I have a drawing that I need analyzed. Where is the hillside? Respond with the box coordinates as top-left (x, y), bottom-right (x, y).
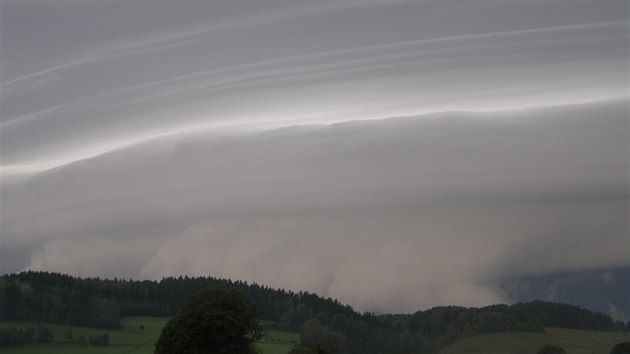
top-left (502, 267), bottom-right (630, 322)
top-left (0, 317), bottom-right (297, 354)
top-left (0, 317), bottom-right (168, 354)
top-left (1, 271), bottom-right (628, 353)
top-left (440, 327), bottom-right (630, 354)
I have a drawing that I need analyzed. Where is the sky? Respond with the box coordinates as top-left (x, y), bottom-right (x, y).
top-left (0, 1), bottom-right (628, 314)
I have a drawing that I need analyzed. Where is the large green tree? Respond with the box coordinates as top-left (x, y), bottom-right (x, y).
top-left (155, 287), bottom-right (263, 354)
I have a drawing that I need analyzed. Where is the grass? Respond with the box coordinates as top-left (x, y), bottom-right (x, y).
top-left (256, 320), bottom-right (299, 353)
top-left (263, 329), bottom-right (300, 344)
top-left (258, 342), bottom-right (296, 354)
top-left (0, 316), bottom-right (169, 354)
top-left (439, 327), bottom-right (630, 354)
top-left (259, 328), bottom-right (300, 354)
top-left (2, 319), bottom-right (627, 354)
top-left (0, 317), bottom-right (297, 354)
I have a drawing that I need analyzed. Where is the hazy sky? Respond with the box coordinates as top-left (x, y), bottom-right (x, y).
top-left (1, 1), bottom-right (628, 313)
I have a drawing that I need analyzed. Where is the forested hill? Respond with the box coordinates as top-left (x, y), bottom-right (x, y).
top-left (1, 271), bottom-right (627, 353)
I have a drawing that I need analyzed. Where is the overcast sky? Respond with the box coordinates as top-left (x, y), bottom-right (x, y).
top-left (1, 1), bottom-right (628, 313)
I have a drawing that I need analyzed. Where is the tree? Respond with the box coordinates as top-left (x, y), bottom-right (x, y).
top-left (537, 344), bottom-right (566, 354)
top-left (155, 287), bottom-right (264, 354)
top-left (611, 342), bottom-right (630, 354)
top-left (300, 318), bottom-right (347, 353)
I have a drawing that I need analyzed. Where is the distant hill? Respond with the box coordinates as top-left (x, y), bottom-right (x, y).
top-left (1, 271), bottom-right (627, 353)
top-left (502, 266), bottom-right (630, 322)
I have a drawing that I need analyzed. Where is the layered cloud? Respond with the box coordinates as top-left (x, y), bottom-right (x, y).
top-left (2, 100), bottom-right (628, 312)
top-left (1, 1), bottom-right (628, 313)
top-left (2, 2), bottom-right (628, 174)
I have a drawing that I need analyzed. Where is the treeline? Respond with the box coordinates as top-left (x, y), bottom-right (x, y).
top-left (0, 326), bottom-right (52, 346)
top-left (0, 271), bottom-right (627, 353)
top-left (0, 271), bottom-right (426, 353)
top-left (0, 271), bottom-right (360, 329)
top-left (390, 301), bottom-right (627, 348)
top-left (0, 272), bottom-right (121, 328)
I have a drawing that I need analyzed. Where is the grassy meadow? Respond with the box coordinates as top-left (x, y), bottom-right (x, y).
top-left (3, 318), bottom-right (627, 354)
top-left (0, 317), bottom-right (167, 354)
top-left (258, 328), bottom-right (300, 354)
top-left (0, 317), bottom-right (298, 354)
top-left (439, 327), bottom-right (630, 354)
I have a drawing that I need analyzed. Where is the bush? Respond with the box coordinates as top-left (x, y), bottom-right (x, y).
top-left (34, 326), bottom-right (53, 343)
top-left (611, 342), bottom-right (630, 354)
top-left (89, 333), bottom-right (110, 346)
top-left (537, 344), bottom-right (566, 354)
top-left (0, 327), bottom-right (34, 346)
top-left (64, 326), bottom-right (74, 342)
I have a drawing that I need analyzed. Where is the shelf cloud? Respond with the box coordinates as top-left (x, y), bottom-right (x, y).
top-left (1, 1), bottom-right (628, 313)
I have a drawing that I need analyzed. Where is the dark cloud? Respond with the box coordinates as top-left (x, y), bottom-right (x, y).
top-left (502, 267), bottom-right (630, 321)
top-left (2, 100), bottom-right (628, 312)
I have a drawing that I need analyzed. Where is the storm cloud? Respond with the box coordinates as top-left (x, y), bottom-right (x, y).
top-left (1, 1), bottom-right (628, 313)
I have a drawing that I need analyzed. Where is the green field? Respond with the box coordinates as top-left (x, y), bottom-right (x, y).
top-left (258, 328), bottom-right (300, 354)
top-left (2, 319), bottom-right (629, 354)
top-left (0, 317), bottom-right (168, 354)
top-left (0, 317), bottom-right (297, 354)
top-left (439, 327), bottom-right (630, 354)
